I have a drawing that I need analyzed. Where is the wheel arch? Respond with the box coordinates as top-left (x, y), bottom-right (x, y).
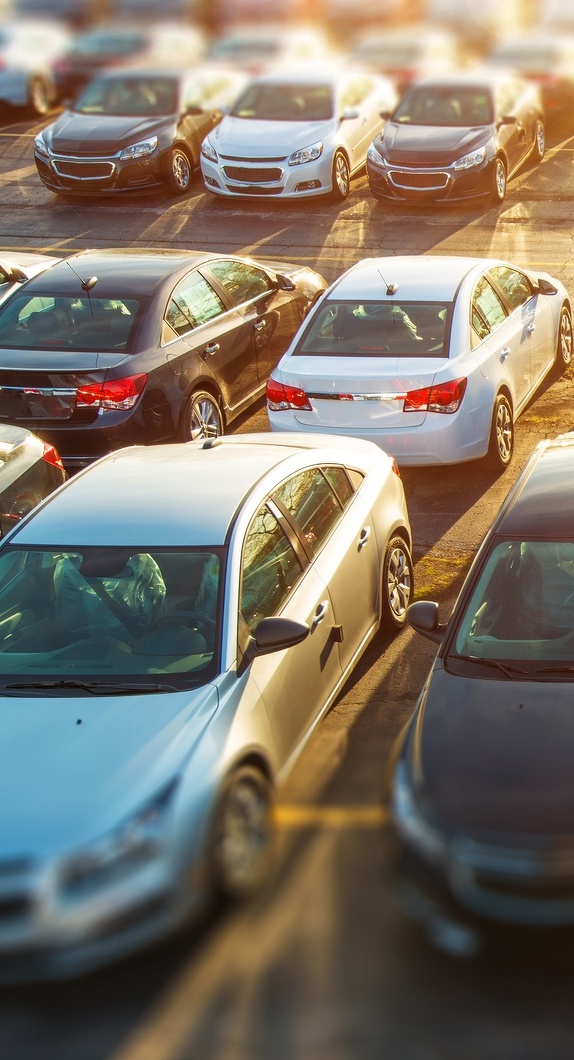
top-left (178, 379), bottom-right (226, 435)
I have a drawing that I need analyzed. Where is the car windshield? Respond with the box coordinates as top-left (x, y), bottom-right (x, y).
top-left (75, 76), bottom-right (178, 116)
top-left (71, 30), bottom-right (148, 58)
top-left (0, 546), bottom-right (223, 690)
top-left (295, 300), bottom-right (451, 357)
top-left (230, 82), bottom-right (333, 121)
top-left (451, 539), bottom-right (574, 675)
top-left (393, 86), bottom-right (493, 126)
top-left (0, 294), bottom-right (141, 351)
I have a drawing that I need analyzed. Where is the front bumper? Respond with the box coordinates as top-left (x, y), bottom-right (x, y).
top-left (34, 148), bottom-right (167, 196)
top-left (200, 152), bottom-right (334, 200)
top-left (367, 154), bottom-right (495, 203)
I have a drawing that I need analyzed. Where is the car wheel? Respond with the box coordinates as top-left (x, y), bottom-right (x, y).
top-left (491, 158), bottom-right (507, 203)
top-left (166, 146), bottom-right (193, 195)
top-left (555, 304), bottom-right (573, 372)
top-left (181, 390), bottom-right (224, 441)
top-left (209, 765), bottom-right (274, 901)
top-left (28, 77), bottom-right (51, 116)
top-left (381, 535), bottom-right (414, 631)
top-left (532, 118), bottom-right (545, 161)
top-left (487, 394), bottom-right (514, 469)
top-left (331, 150), bottom-right (350, 200)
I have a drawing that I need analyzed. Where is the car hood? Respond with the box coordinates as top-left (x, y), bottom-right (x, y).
top-left (0, 685), bottom-right (218, 854)
top-left (409, 666), bottom-right (574, 836)
top-left (211, 116), bottom-right (334, 157)
top-left (44, 111), bottom-right (171, 155)
top-left (380, 122), bottom-right (489, 165)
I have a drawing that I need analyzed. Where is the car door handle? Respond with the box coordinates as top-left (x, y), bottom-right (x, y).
top-left (526, 323), bottom-right (535, 335)
top-left (500, 346), bottom-right (511, 361)
top-left (311, 600), bottom-right (330, 629)
top-left (358, 526), bottom-right (371, 550)
top-left (253, 319), bottom-right (266, 332)
top-left (203, 343), bottom-right (220, 356)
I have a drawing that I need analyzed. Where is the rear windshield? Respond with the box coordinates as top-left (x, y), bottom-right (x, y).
top-left (295, 300), bottom-right (451, 357)
top-left (0, 294), bottom-right (141, 352)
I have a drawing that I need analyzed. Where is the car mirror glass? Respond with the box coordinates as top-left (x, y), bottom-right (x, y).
top-left (407, 600), bottom-right (446, 644)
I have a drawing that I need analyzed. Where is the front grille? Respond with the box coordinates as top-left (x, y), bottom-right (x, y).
top-left (219, 153), bottom-right (286, 163)
top-left (389, 170), bottom-right (449, 191)
top-left (222, 165), bottom-right (282, 183)
top-left (225, 185), bottom-right (284, 195)
top-left (53, 160), bottom-right (115, 180)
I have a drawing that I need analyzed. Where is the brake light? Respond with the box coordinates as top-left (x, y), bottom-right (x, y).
top-left (41, 442), bottom-right (64, 471)
top-left (404, 377), bottom-right (467, 414)
top-left (266, 377), bottom-right (312, 411)
top-left (390, 457), bottom-right (401, 477)
top-left (76, 374), bottom-right (147, 410)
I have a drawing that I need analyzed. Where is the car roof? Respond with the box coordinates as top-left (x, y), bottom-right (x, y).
top-left (11, 434), bottom-right (382, 548)
top-left (495, 434), bottom-right (574, 539)
top-left (9, 248), bottom-right (222, 298)
top-left (324, 255), bottom-right (504, 302)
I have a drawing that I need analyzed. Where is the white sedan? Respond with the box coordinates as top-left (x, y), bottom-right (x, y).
top-left (200, 67), bottom-right (396, 201)
top-left (267, 255), bottom-right (573, 468)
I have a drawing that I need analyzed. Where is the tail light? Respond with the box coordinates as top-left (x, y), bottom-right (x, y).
top-left (266, 377), bottom-right (312, 411)
top-left (76, 374), bottom-right (147, 411)
top-left (390, 457), bottom-right (401, 477)
top-left (404, 377), bottom-right (467, 414)
top-left (42, 442), bottom-right (65, 471)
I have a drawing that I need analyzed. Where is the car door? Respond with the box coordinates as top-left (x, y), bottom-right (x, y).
top-left (163, 268), bottom-right (259, 413)
top-left (239, 493), bottom-right (342, 768)
top-left (488, 265), bottom-right (556, 389)
top-left (273, 464), bottom-right (381, 674)
top-left (204, 258), bottom-right (301, 386)
top-left (471, 272), bottom-right (531, 409)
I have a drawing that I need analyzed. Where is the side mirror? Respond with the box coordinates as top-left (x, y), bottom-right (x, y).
top-left (239, 616), bottom-right (309, 673)
top-left (340, 108), bottom-right (359, 121)
top-left (535, 277), bottom-right (558, 295)
top-left (275, 273), bottom-right (296, 291)
top-left (406, 600), bottom-right (446, 644)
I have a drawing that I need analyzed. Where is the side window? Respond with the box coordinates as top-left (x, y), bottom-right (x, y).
top-left (240, 506), bottom-right (303, 632)
top-left (208, 260), bottom-right (273, 304)
top-left (165, 272), bottom-right (225, 337)
top-left (488, 266), bottom-right (533, 311)
top-left (470, 275), bottom-right (507, 346)
top-left (273, 468), bottom-right (344, 555)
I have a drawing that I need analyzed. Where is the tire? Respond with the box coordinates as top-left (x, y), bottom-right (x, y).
top-left (209, 765), bottom-right (274, 901)
top-left (486, 394), bottom-right (514, 470)
top-left (555, 304), bottom-right (573, 372)
top-left (491, 157), bottom-right (507, 203)
top-left (381, 535), bottom-right (414, 632)
top-left (166, 146), bottom-right (193, 195)
top-left (331, 150), bottom-right (350, 200)
top-left (28, 78), bottom-right (51, 116)
top-left (532, 118), bottom-right (545, 162)
top-left (180, 390), bottom-right (224, 442)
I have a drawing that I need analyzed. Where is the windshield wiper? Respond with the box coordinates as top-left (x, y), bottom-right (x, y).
top-left (530, 665), bottom-right (574, 678)
top-left (454, 655), bottom-right (529, 679)
top-left (4, 679), bottom-right (179, 695)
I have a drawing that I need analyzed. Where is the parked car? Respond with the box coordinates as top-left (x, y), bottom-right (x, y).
top-left (51, 22), bottom-right (206, 103)
top-left (34, 66), bottom-right (246, 198)
top-left (486, 32), bottom-right (574, 124)
top-left (0, 248), bottom-right (328, 471)
top-left (206, 22), bottom-right (335, 75)
top-left (384, 432), bottom-right (574, 956)
top-left (200, 67), bottom-right (397, 201)
top-left (0, 423), bottom-right (66, 536)
top-left (0, 432), bottom-right (413, 980)
top-left (348, 25), bottom-right (463, 98)
top-left (366, 72), bottom-right (545, 205)
top-left (0, 251), bottom-right (63, 306)
top-left (266, 255), bottom-right (572, 468)
top-left (0, 19), bottom-right (71, 115)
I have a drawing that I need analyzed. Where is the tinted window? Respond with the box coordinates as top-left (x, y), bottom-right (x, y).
top-left (273, 468), bottom-right (345, 555)
top-left (241, 506), bottom-right (303, 631)
top-left (0, 294), bottom-right (139, 351)
top-left (471, 276), bottom-right (507, 344)
top-left (208, 260), bottom-right (273, 304)
top-left (166, 273), bottom-right (225, 336)
top-left (489, 266), bottom-right (533, 310)
top-left (296, 300), bottom-right (449, 357)
top-left (230, 82), bottom-right (333, 122)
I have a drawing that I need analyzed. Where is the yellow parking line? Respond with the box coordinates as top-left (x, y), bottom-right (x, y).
top-left (274, 804), bottom-right (387, 828)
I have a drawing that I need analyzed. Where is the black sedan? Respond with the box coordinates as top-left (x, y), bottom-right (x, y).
top-left (367, 73), bottom-right (545, 205)
top-left (34, 66), bottom-right (246, 198)
top-left (0, 248), bottom-right (328, 471)
top-left (384, 433), bottom-right (574, 956)
top-left (0, 424), bottom-right (66, 537)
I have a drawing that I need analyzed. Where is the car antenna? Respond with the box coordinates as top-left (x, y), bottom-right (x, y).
top-left (65, 260), bottom-right (98, 314)
top-left (377, 267), bottom-right (398, 296)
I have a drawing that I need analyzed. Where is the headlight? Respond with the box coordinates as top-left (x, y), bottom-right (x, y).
top-left (59, 779), bottom-right (178, 895)
top-left (119, 136), bottom-right (158, 162)
top-left (392, 762), bottom-right (448, 864)
top-left (288, 141), bottom-right (323, 166)
top-left (34, 134), bottom-right (50, 158)
top-left (201, 137), bottom-right (218, 163)
top-left (453, 146), bottom-right (487, 171)
top-left (367, 141), bottom-right (386, 167)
